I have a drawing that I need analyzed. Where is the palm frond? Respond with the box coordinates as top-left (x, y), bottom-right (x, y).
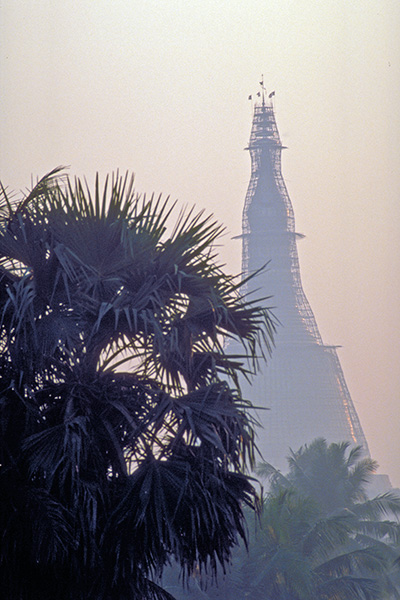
top-left (316, 574), bottom-right (380, 600)
top-left (315, 546), bottom-right (387, 577)
top-left (0, 168), bottom-right (275, 599)
top-left (354, 492), bottom-right (400, 521)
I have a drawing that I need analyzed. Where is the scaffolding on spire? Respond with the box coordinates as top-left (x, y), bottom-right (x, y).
top-left (237, 92), bottom-right (370, 468)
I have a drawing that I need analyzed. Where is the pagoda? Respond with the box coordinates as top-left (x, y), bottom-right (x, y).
top-left (239, 82), bottom-right (369, 469)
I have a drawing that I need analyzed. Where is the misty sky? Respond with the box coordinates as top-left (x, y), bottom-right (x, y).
top-left (1, 1), bottom-right (399, 484)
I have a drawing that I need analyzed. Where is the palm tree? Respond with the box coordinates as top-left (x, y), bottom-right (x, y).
top-left (0, 169), bottom-right (275, 600)
top-left (256, 439), bottom-right (400, 598)
top-left (267, 438), bottom-right (381, 514)
top-left (179, 488), bottom-right (387, 600)
top-left (238, 489), bottom-right (389, 600)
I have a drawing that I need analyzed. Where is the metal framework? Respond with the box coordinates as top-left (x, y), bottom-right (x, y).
top-left (239, 94), bottom-right (370, 468)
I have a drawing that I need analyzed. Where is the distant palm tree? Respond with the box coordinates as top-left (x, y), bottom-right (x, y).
top-left (237, 489), bottom-right (389, 600)
top-left (264, 438), bottom-right (380, 514)
top-left (0, 169), bottom-right (275, 600)
top-left (255, 438), bottom-right (400, 599)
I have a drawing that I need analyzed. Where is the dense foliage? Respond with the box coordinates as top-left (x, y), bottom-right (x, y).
top-left (0, 169), bottom-right (275, 599)
top-left (172, 440), bottom-right (400, 599)
top-left (253, 439), bottom-right (400, 599)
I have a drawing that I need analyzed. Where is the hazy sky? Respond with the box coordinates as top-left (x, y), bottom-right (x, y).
top-left (1, 1), bottom-right (399, 484)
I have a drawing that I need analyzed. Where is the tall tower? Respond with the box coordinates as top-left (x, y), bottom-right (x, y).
top-left (241, 87), bottom-right (370, 469)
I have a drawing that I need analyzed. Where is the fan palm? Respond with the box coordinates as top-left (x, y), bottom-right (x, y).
top-left (0, 169), bottom-right (275, 600)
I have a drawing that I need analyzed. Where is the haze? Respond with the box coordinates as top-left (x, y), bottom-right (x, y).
top-left (1, 1), bottom-right (399, 485)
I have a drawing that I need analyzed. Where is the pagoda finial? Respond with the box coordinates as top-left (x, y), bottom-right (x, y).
top-left (259, 74), bottom-right (266, 106)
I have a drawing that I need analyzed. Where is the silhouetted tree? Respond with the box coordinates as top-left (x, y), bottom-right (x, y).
top-left (0, 169), bottom-right (275, 600)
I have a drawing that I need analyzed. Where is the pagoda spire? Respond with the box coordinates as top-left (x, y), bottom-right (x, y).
top-left (237, 91), bottom-right (370, 469)
top-left (259, 74), bottom-right (266, 106)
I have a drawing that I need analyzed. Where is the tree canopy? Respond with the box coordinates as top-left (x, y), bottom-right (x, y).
top-left (0, 169), bottom-right (275, 600)
top-left (173, 440), bottom-right (400, 600)
top-left (260, 438), bottom-right (381, 514)
top-left (249, 439), bottom-right (400, 599)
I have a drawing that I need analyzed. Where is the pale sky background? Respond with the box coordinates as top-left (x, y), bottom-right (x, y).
top-left (1, 1), bottom-right (399, 485)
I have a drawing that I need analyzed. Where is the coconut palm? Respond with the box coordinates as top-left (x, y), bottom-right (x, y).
top-left (0, 169), bottom-right (275, 600)
top-left (238, 489), bottom-right (389, 600)
top-left (269, 438), bottom-right (381, 513)
top-left (259, 439), bottom-right (400, 542)
top-left (256, 439), bottom-right (400, 599)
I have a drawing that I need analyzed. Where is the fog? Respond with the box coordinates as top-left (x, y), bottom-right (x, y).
top-left (1, 1), bottom-right (399, 484)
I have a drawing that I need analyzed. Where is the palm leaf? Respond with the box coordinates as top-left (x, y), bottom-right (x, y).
top-left (0, 169), bottom-right (275, 599)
